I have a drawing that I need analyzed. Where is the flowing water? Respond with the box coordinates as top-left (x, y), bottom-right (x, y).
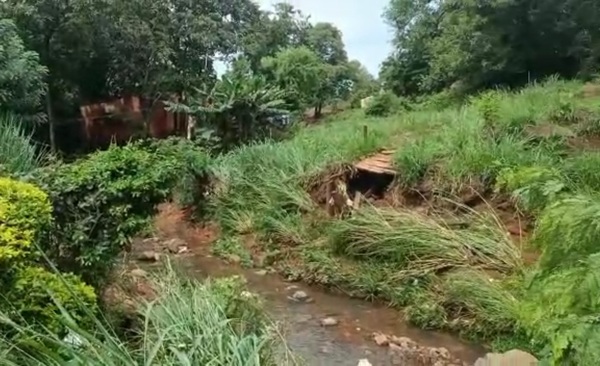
top-left (177, 253), bottom-right (484, 366)
top-left (148, 204), bottom-right (486, 365)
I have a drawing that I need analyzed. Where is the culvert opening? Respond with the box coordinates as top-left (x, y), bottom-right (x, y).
top-left (347, 168), bottom-right (395, 200)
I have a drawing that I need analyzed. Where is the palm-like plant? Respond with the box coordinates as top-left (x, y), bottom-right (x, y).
top-left (168, 73), bottom-right (290, 152)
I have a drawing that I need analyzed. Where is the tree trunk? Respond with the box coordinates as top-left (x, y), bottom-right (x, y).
top-left (45, 89), bottom-right (56, 152)
top-left (315, 102), bottom-right (323, 119)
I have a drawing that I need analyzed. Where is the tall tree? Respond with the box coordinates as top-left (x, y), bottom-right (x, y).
top-left (382, 0), bottom-right (600, 96)
top-left (0, 19), bottom-right (47, 121)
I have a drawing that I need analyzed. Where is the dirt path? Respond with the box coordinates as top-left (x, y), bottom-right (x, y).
top-left (132, 203), bottom-right (486, 365)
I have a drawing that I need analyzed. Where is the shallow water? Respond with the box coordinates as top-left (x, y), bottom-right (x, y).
top-left (177, 252), bottom-right (485, 366)
top-left (150, 204), bottom-right (485, 365)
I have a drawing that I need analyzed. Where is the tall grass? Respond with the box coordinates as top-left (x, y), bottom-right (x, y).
top-left (328, 206), bottom-right (522, 276)
top-left (0, 113), bottom-right (48, 175)
top-left (0, 265), bottom-right (292, 365)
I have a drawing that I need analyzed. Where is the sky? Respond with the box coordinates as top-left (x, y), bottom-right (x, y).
top-left (217, 0), bottom-right (393, 77)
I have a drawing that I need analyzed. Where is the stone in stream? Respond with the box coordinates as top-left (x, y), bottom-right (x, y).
top-left (474, 350), bottom-right (538, 366)
top-left (288, 290), bottom-right (310, 302)
top-left (357, 359), bottom-right (372, 366)
top-left (372, 332), bottom-right (389, 346)
top-left (320, 317), bottom-right (339, 327)
top-left (254, 269), bottom-right (268, 276)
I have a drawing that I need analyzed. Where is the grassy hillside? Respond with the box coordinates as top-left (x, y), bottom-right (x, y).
top-left (210, 78), bottom-right (600, 365)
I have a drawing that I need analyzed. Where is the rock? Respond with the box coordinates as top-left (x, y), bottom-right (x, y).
top-left (138, 251), bottom-right (160, 262)
top-left (320, 317), bottom-right (339, 327)
top-left (130, 269), bottom-right (148, 278)
top-left (229, 254), bottom-right (242, 264)
top-left (285, 285), bottom-right (299, 291)
top-left (474, 349), bottom-right (538, 366)
top-left (289, 290), bottom-right (309, 302)
top-left (390, 336), bottom-right (416, 349)
top-left (165, 238), bottom-right (186, 254)
top-left (254, 269), bottom-right (268, 276)
top-left (177, 246), bottom-right (189, 254)
top-left (357, 359), bottom-right (372, 366)
top-left (372, 332), bottom-right (389, 346)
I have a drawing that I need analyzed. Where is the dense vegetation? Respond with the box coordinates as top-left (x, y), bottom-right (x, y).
top-left (2, 0), bottom-right (600, 365)
top-left (208, 79), bottom-right (600, 365)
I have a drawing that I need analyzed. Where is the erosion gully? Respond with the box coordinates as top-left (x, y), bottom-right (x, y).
top-left (148, 204), bottom-right (486, 365)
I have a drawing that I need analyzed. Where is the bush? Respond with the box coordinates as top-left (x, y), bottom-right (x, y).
top-left (364, 91), bottom-right (406, 117)
top-left (0, 177), bottom-right (96, 337)
top-left (32, 141), bottom-right (210, 283)
top-left (0, 177), bottom-right (52, 263)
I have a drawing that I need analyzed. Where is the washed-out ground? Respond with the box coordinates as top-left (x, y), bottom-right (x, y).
top-left (130, 203), bottom-right (490, 365)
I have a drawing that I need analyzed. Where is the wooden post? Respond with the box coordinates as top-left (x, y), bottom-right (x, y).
top-left (363, 125), bottom-right (368, 141)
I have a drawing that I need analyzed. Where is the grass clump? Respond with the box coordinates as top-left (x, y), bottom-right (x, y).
top-left (329, 207), bottom-right (522, 276)
top-left (0, 265), bottom-right (291, 365)
top-left (0, 113), bottom-right (48, 176)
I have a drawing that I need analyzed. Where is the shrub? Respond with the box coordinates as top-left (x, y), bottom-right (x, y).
top-left (0, 177), bottom-right (52, 263)
top-left (0, 177), bottom-right (96, 337)
top-left (32, 141), bottom-right (210, 283)
top-left (364, 91), bottom-right (406, 117)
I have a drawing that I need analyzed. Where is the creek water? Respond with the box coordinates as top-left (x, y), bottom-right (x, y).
top-left (151, 205), bottom-right (486, 365)
top-left (176, 252), bottom-right (484, 366)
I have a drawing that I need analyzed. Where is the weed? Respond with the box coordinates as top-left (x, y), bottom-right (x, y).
top-left (0, 264), bottom-right (293, 365)
top-left (212, 237), bottom-right (253, 267)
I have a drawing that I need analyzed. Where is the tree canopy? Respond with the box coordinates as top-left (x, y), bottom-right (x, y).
top-left (381, 0), bottom-right (600, 97)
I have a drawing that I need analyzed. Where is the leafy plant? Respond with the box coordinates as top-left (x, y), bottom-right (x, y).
top-left (168, 73), bottom-right (290, 152)
top-left (0, 177), bottom-right (95, 337)
top-left (31, 142), bottom-right (209, 283)
top-left (364, 91), bottom-right (404, 117)
top-left (496, 166), bottom-right (566, 213)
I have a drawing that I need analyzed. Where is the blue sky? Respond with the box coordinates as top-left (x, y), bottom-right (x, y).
top-left (257, 0), bottom-right (393, 76)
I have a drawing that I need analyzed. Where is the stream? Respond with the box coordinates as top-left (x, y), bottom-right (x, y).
top-left (145, 204), bottom-right (486, 365)
top-left (174, 252), bottom-right (484, 366)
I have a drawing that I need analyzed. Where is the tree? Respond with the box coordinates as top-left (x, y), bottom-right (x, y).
top-left (242, 2), bottom-right (311, 71)
top-left (0, 19), bottom-right (47, 121)
top-left (382, 0), bottom-right (600, 96)
top-left (262, 46), bottom-right (327, 112)
top-left (306, 22), bottom-right (347, 66)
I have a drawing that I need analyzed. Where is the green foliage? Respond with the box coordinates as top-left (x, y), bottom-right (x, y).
top-left (0, 177), bottom-right (95, 337)
top-left (0, 113), bottom-right (48, 176)
top-left (496, 166), bottom-right (566, 213)
top-left (0, 177), bottom-right (52, 262)
top-left (212, 237), bottom-right (253, 267)
top-left (382, 0), bottom-right (600, 96)
top-left (131, 138), bottom-right (211, 208)
top-left (32, 142), bottom-right (208, 283)
top-left (169, 72), bottom-right (289, 152)
top-left (364, 91), bottom-right (405, 117)
top-left (0, 19), bottom-right (47, 121)
top-left (4, 266), bottom-right (96, 336)
top-left (0, 266), bottom-right (288, 365)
